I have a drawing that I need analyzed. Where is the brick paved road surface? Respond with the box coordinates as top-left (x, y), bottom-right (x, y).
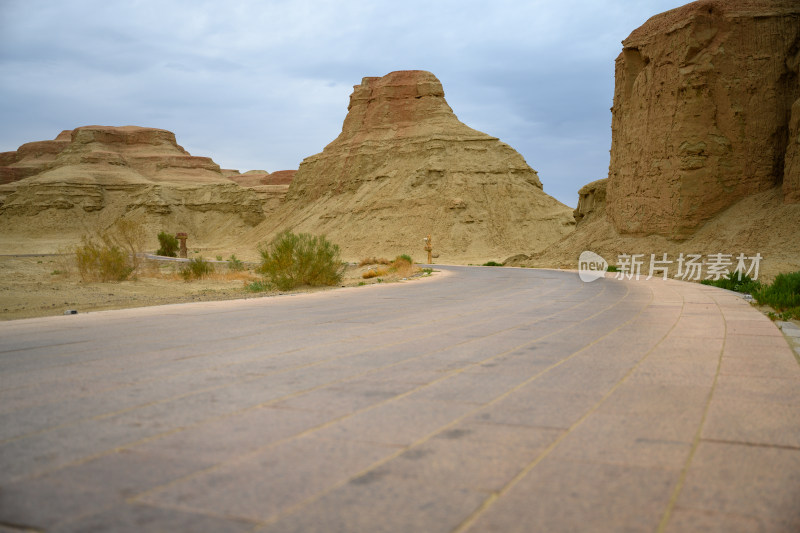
top-left (1, 266), bottom-right (798, 532)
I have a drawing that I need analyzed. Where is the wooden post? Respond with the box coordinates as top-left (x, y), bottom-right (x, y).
top-left (424, 234), bottom-right (433, 264)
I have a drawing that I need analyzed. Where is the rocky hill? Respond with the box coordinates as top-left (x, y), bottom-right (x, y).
top-left (0, 126), bottom-right (276, 253)
top-left (511, 0), bottom-right (800, 279)
top-left (246, 70), bottom-right (574, 263)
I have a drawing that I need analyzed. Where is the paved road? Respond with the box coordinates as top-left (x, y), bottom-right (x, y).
top-left (0, 266), bottom-right (798, 532)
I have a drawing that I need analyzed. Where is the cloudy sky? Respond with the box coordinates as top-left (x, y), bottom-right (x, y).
top-left (0, 0), bottom-right (681, 207)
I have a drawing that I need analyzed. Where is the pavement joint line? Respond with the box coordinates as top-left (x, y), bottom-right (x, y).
top-left (449, 280), bottom-right (682, 533)
top-left (125, 278), bottom-right (626, 512)
top-left (0, 274), bottom-right (586, 442)
top-left (8, 274), bottom-right (608, 482)
top-left (249, 282), bottom-right (647, 530)
top-left (655, 287), bottom-right (726, 533)
top-left (699, 438), bottom-right (800, 451)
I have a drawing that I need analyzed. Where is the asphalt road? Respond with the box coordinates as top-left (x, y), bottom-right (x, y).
top-left (1, 266), bottom-right (798, 532)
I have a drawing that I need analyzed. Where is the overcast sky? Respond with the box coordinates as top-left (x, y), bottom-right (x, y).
top-left (0, 0), bottom-right (681, 207)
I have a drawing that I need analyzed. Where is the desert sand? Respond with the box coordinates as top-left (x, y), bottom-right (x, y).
top-left (0, 255), bottom-right (432, 321)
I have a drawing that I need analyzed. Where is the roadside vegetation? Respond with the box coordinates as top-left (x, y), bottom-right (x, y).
top-left (156, 231), bottom-right (179, 257)
top-left (74, 219), bottom-right (146, 282)
top-left (257, 230), bottom-right (344, 291)
top-left (360, 255), bottom-right (418, 281)
top-left (703, 270), bottom-right (800, 320)
top-left (180, 257), bottom-right (214, 281)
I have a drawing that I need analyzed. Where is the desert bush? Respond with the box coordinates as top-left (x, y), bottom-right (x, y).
top-left (111, 219), bottom-right (146, 272)
top-left (258, 230), bottom-right (344, 290)
top-left (180, 256), bottom-right (214, 281)
top-left (483, 261), bottom-right (503, 267)
top-left (245, 280), bottom-right (270, 292)
top-left (157, 231), bottom-right (179, 257)
top-left (227, 254), bottom-right (245, 271)
top-left (390, 255), bottom-right (415, 277)
top-left (75, 238), bottom-right (134, 282)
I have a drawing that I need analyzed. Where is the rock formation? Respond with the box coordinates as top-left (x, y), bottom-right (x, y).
top-left (573, 179), bottom-right (607, 226)
top-left (251, 70), bottom-right (574, 262)
top-left (607, 0), bottom-right (800, 239)
top-left (0, 126), bottom-right (273, 253)
top-left (508, 0), bottom-right (800, 278)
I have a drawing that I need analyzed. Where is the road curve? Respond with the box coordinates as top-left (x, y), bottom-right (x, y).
top-left (0, 266), bottom-right (798, 532)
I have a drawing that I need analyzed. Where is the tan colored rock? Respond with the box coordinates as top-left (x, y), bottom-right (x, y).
top-left (574, 179), bottom-right (607, 225)
top-left (0, 126), bottom-right (273, 253)
top-left (251, 70), bottom-right (573, 262)
top-left (607, 0), bottom-right (800, 239)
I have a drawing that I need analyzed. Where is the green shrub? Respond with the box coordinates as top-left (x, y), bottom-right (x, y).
top-left (245, 280), bottom-right (270, 292)
top-left (701, 271), bottom-right (763, 294)
top-left (181, 256), bottom-right (214, 281)
top-left (257, 230), bottom-right (344, 290)
top-left (753, 271), bottom-right (800, 316)
top-left (396, 254), bottom-right (413, 264)
top-left (483, 261), bottom-right (503, 267)
top-left (227, 254), bottom-right (245, 271)
top-left (157, 231), bottom-right (179, 257)
top-left (75, 239), bottom-right (134, 282)
top-left (606, 265), bottom-right (620, 272)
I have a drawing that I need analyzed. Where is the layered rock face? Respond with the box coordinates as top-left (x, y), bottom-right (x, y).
top-left (262, 70), bottom-right (573, 261)
top-left (0, 126), bottom-right (272, 252)
top-left (607, 0), bottom-right (800, 239)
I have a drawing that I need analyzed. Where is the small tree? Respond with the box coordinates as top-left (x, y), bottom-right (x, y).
top-left (157, 231), bottom-right (179, 257)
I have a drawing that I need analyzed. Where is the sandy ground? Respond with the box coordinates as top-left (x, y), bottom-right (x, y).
top-left (0, 255), bottom-right (430, 321)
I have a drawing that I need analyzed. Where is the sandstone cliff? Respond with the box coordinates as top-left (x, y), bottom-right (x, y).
top-left (0, 126), bottom-right (275, 253)
top-left (607, 0), bottom-right (800, 239)
top-left (249, 70), bottom-right (574, 262)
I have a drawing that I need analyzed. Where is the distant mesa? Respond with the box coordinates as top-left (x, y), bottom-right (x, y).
top-left (607, 0), bottom-right (800, 239)
top-left (0, 126), bottom-right (275, 253)
top-left (251, 70), bottom-right (574, 261)
top-left (0, 125), bottom-right (227, 186)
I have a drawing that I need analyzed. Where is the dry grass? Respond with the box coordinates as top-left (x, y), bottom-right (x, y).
top-left (390, 257), bottom-right (415, 278)
top-left (362, 268), bottom-right (389, 279)
top-left (358, 257), bottom-right (391, 267)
